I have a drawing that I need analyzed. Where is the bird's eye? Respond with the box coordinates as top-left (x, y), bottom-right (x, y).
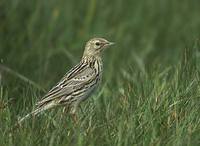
top-left (95, 42), bottom-right (100, 46)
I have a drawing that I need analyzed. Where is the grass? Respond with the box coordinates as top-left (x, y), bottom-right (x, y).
top-left (0, 0), bottom-right (200, 145)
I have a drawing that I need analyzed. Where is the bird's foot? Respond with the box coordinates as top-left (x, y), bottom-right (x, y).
top-left (71, 113), bottom-right (78, 124)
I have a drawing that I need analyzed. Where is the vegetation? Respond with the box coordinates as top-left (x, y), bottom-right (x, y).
top-left (0, 0), bottom-right (200, 145)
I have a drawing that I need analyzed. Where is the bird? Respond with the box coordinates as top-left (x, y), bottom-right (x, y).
top-left (16, 37), bottom-right (114, 125)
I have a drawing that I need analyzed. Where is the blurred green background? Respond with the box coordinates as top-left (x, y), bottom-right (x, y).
top-left (0, 0), bottom-right (200, 145)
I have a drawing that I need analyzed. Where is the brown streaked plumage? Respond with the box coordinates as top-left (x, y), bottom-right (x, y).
top-left (17, 37), bottom-right (114, 125)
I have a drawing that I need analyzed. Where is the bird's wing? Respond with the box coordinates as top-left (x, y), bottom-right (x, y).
top-left (36, 62), bottom-right (96, 107)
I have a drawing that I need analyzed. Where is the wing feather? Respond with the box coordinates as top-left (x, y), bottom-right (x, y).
top-left (36, 61), bottom-right (96, 107)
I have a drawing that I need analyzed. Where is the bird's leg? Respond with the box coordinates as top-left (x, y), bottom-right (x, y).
top-left (70, 113), bottom-right (78, 124)
top-left (61, 106), bottom-right (70, 121)
top-left (70, 104), bottom-right (79, 124)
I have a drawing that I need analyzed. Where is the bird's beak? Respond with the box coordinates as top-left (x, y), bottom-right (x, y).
top-left (105, 41), bottom-right (115, 46)
top-left (108, 42), bottom-right (115, 46)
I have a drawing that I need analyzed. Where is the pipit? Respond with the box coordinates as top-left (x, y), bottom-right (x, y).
top-left (17, 37), bottom-right (114, 125)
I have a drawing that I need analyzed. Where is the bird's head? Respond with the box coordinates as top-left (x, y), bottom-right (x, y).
top-left (83, 38), bottom-right (114, 57)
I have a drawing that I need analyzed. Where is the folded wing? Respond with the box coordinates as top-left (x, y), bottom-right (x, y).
top-left (36, 62), bottom-right (96, 107)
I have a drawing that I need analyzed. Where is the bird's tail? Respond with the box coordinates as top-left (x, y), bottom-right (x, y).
top-left (15, 102), bottom-right (55, 127)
